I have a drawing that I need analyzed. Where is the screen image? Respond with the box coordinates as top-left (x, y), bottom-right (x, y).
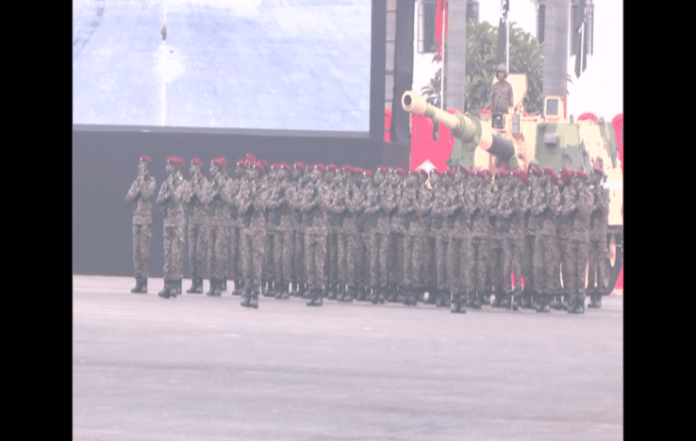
top-left (73, 0), bottom-right (372, 132)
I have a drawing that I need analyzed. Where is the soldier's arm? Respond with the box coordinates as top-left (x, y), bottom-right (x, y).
top-left (156, 181), bottom-right (171, 205)
top-left (126, 179), bottom-right (140, 202)
top-left (141, 177), bottom-right (156, 201)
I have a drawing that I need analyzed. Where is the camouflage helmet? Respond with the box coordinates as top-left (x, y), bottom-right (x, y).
top-left (496, 64), bottom-right (507, 78)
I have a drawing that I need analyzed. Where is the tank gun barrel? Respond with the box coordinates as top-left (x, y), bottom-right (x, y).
top-left (401, 91), bottom-right (516, 166)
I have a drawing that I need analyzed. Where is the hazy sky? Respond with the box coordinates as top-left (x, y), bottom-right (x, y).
top-left (478, 0), bottom-right (623, 120)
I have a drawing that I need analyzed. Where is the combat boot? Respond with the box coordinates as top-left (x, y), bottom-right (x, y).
top-left (140, 277), bottom-right (148, 293)
top-left (469, 292), bottom-right (481, 309)
top-left (549, 295), bottom-right (562, 310)
top-left (249, 289), bottom-right (259, 309)
top-left (568, 296), bottom-right (585, 314)
top-left (206, 278), bottom-right (217, 296)
top-left (386, 284), bottom-right (398, 302)
top-left (240, 288), bottom-right (252, 307)
top-left (450, 294), bottom-right (460, 313)
top-left (441, 290), bottom-right (452, 307)
top-left (131, 275), bottom-right (143, 293)
top-left (510, 294), bottom-right (520, 311)
top-left (587, 292), bottom-right (601, 308)
top-left (289, 281), bottom-right (301, 296)
top-left (407, 289), bottom-right (418, 306)
top-left (186, 278), bottom-right (198, 293)
top-left (326, 283), bottom-right (336, 299)
top-left (369, 287), bottom-right (379, 304)
top-left (232, 279), bottom-right (244, 295)
top-left (170, 279), bottom-right (181, 297)
top-left (535, 293), bottom-right (550, 313)
top-left (520, 292), bottom-right (533, 309)
top-left (158, 280), bottom-right (172, 299)
top-left (491, 293), bottom-right (504, 308)
top-left (342, 285), bottom-right (354, 302)
top-left (221, 277), bottom-right (227, 292)
top-left (377, 286), bottom-right (387, 304)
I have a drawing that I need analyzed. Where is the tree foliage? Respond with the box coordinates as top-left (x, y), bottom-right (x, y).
top-left (420, 68), bottom-right (442, 108)
top-left (465, 20), bottom-right (544, 116)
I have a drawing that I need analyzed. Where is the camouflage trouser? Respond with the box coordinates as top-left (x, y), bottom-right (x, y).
top-left (558, 237), bottom-right (570, 295)
top-left (132, 223), bottom-right (152, 277)
top-left (346, 229), bottom-right (361, 287)
top-left (188, 223), bottom-right (207, 279)
top-left (281, 227), bottom-right (295, 284)
top-left (335, 231), bottom-right (348, 285)
top-left (567, 240), bottom-right (589, 299)
top-left (509, 235), bottom-right (524, 294)
top-left (588, 237), bottom-right (608, 293)
top-left (229, 225), bottom-right (241, 281)
top-left (413, 231), bottom-right (430, 288)
top-left (263, 228), bottom-right (275, 283)
top-left (163, 224), bottom-right (185, 280)
top-left (242, 229), bottom-right (265, 291)
top-left (269, 228), bottom-right (284, 284)
top-left (446, 236), bottom-right (468, 295)
top-left (490, 235), bottom-right (507, 294)
top-left (207, 224), bottom-right (229, 280)
top-left (523, 234), bottom-right (535, 292)
top-left (433, 229), bottom-right (448, 291)
top-left (294, 228), bottom-right (305, 283)
top-left (403, 232), bottom-right (417, 288)
top-left (359, 230), bottom-right (371, 288)
top-left (472, 237), bottom-right (490, 293)
top-left (533, 233), bottom-right (559, 294)
top-left (369, 231), bottom-right (389, 288)
top-left (305, 230), bottom-right (327, 287)
top-left (388, 231), bottom-right (404, 287)
top-left (328, 227), bottom-right (339, 285)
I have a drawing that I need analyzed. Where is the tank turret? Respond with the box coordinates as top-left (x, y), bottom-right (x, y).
top-left (401, 91), bottom-right (520, 170)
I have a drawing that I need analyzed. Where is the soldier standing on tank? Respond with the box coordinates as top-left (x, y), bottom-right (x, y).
top-left (156, 156), bottom-right (188, 298)
top-left (472, 170), bottom-right (494, 306)
top-left (566, 170), bottom-right (593, 314)
top-left (238, 161), bottom-right (266, 308)
top-left (555, 167), bottom-right (576, 310)
top-left (126, 155), bottom-right (157, 294)
top-left (205, 157), bottom-right (233, 297)
top-left (184, 158), bottom-right (211, 294)
top-left (588, 160), bottom-right (609, 308)
top-left (491, 64), bottom-right (514, 129)
top-left (288, 162), bottom-right (307, 297)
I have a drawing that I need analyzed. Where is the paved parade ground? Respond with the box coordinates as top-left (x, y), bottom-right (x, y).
top-left (73, 275), bottom-right (623, 440)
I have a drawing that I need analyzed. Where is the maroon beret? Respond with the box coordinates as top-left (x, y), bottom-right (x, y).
top-left (543, 167), bottom-right (558, 183)
top-left (253, 161), bottom-right (264, 172)
top-left (212, 157), bottom-right (227, 167)
top-left (246, 153), bottom-right (257, 163)
top-left (271, 163), bottom-right (281, 170)
top-left (140, 155), bottom-right (150, 163)
top-left (376, 166), bottom-right (388, 174)
top-left (409, 170), bottom-right (420, 178)
top-left (294, 161), bottom-right (305, 170)
top-left (237, 159), bottom-right (248, 169)
top-left (395, 167), bottom-right (407, 177)
top-left (168, 156), bottom-right (184, 167)
top-left (364, 169), bottom-right (374, 178)
top-left (259, 159), bottom-right (270, 169)
top-left (560, 167), bottom-right (572, 183)
top-left (446, 169), bottom-right (457, 178)
top-left (574, 170), bottom-right (588, 181)
top-left (280, 163), bottom-right (291, 173)
top-left (190, 157), bottom-right (202, 166)
top-left (327, 164), bottom-right (337, 172)
top-left (530, 164), bottom-right (542, 176)
top-left (315, 164), bottom-right (326, 174)
top-left (520, 170), bottom-right (529, 183)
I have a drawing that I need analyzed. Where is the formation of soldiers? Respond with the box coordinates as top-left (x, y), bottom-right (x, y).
top-left (127, 153), bottom-right (611, 315)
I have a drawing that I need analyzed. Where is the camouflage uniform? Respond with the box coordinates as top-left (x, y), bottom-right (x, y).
top-left (263, 168), bottom-right (284, 296)
top-left (355, 172), bottom-right (373, 300)
top-left (342, 168), bottom-right (364, 301)
top-left (557, 173), bottom-right (578, 308)
top-left (326, 169), bottom-right (349, 300)
top-left (522, 168), bottom-right (541, 302)
top-left (289, 165), bottom-right (307, 295)
top-left (126, 158), bottom-right (156, 292)
top-left (531, 169), bottom-right (562, 311)
top-left (206, 162), bottom-right (234, 296)
top-left (386, 170), bottom-right (405, 301)
top-left (273, 165), bottom-right (295, 298)
top-left (412, 174), bottom-right (433, 299)
top-left (588, 171), bottom-right (609, 306)
top-left (511, 173), bottom-right (531, 306)
top-left (366, 172), bottom-right (389, 302)
top-left (448, 170), bottom-right (475, 309)
top-left (238, 164), bottom-right (266, 307)
top-left (303, 166), bottom-right (331, 305)
top-left (567, 174), bottom-right (593, 313)
top-left (184, 162), bottom-right (211, 293)
top-left (491, 174), bottom-right (515, 306)
top-left (398, 172), bottom-right (419, 304)
top-left (472, 173), bottom-right (494, 302)
top-left (156, 159), bottom-right (189, 297)
top-left (228, 165), bottom-right (243, 293)
top-left (430, 172), bottom-right (450, 306)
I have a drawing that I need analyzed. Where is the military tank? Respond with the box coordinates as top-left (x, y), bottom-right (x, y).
top-left (401, 76), bottom-right (623, 295)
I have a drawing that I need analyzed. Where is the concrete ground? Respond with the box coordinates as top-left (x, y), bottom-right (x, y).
top-left (73, 275), bottom-right (623, 441)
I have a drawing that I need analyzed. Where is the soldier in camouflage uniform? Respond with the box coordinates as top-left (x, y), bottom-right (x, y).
top-left (270, 163), bottom-right (294, 300)
top-left (588, 161), bottom-right (609, 308)
top-left (368, 166), bottom-right (395, 304)
top-left (354, 169), bottom-right (373, 301)
top-left (506, 169), bottom-right (527, 309)
top-left (340, 166), bottom-right (363, 302)
top-left (205, 157), bottom-right (234, 297)
top-left (490, 170), bottom-right (516, 308)
top-left (566, 170), bottom-right (593, 314)
top-left (303, 164), bottom-right (331, 306)
top-left (288, 162), bottom-right (307, 297)
top-left (555, 167), bottom-right (577, 310)
top-left (326, 166), bottom-right (349, 300)
top-left (429, 169), bottom-right (450, 307)
top-left (156, 156), bottom-right (188, 298)
top-left (126, 155), bottom-right (156, 293)
top-left (471, 170), bottom-right (494, 306)
top-left (398, 170), bottom-right (419, 305)
top-left (532, 167), bottom-right (561, 312)
top-left (230, 160), bottom-right (246, 295)
top-left (449, 166), bottom-right (476, 311)
top-left (521, 161), bottom-right (542, 307)
top-left (411, 170), bottom-right (433, 304)
top-left (238, 161), bottom-right (266, 308)
top-left (262, 163), bottom-right (281, 297)
top-left (361, 168), bottom-right (385, 303)
top-left (324, 164), bottom-right (340, 299)
top-left (387, 168), bottom-right (407, 302)
top-left (184, 157), bottom-right (211, 294)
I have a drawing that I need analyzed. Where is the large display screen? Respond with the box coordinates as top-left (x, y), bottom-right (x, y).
top-left (73, 0), bottom-right (372, 132)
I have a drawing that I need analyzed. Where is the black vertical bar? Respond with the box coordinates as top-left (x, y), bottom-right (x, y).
top-left (389, 0), bottom-right (415, 146)
top-left (370, 0), bottom-right (387, 140)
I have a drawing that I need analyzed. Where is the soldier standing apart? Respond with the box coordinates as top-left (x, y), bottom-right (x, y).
top-left (206, 157), bottom-right (233, 297)
top-left (156, 156), bottom-right (188, 298)
top-left (184, 158), bottom-right (211, 293)
top-left (491, 64), bottom-right (514, 129)
top-left (567, 170), bottom-right (593, 314)
top-left (126, 155), bottom-right (156, 293)
top-left (588, 160), bottom-right (609, 308)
